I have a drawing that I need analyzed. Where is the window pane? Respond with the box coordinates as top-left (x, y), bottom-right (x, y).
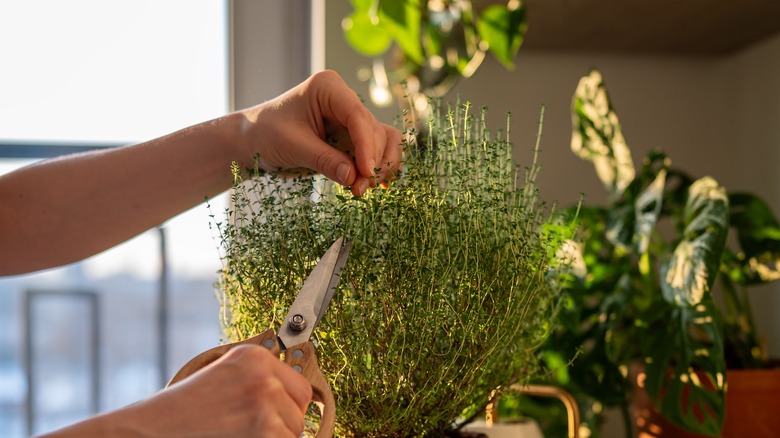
top-left (25, 292), bottom-right (99, 435)
top-left (0, 2), bottom-right (228, 436)
top-left (0, 0), bottom-right (228, 143)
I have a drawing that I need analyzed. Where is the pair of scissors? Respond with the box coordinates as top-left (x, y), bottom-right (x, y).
top-left (166, 237), bottom-right (351, 438)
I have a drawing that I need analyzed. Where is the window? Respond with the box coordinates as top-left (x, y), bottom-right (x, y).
top-left (0, 1), bottom-right (228, 436)
top-left (0, 1), bottom-right (228, 143)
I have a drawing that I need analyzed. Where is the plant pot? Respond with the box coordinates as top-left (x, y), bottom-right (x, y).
top-left (632, 364), bottom-right (780, 437)
top-left (462, 420), bottom-right (544, 438)
top-left (720, 367), bottom-right (780, 437)
top-left (461, 384), bottom-right (579, 438)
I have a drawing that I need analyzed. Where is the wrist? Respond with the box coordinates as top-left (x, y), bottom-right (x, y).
top-left (228, 104), bottom-right (266, 170)
top-left (215, 109), bottom-right (254, 166)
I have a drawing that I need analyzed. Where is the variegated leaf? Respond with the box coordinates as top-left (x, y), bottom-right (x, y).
top-left (661, 177), bottom-right (729, 305)
top-left (571, 70), bottom-right (635, 199)
top-left (634, 168), bottom-right (666, 255)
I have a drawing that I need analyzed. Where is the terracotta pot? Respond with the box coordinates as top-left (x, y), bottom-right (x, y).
top-left (720, 368), bottom-right (780, 437)
top-left (632, 365), bottom-right (780, 437)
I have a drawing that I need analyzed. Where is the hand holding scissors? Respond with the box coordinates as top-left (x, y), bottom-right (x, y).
top-left (167, 237), bottom-right (351, 438)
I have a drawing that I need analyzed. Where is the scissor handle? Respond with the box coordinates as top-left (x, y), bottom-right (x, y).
top-left (166, 328), bottom-right (336, 438)
top-left (166, 329), bottom-right (280, 386)
top-left (284, 341), bottom-right (336, 438)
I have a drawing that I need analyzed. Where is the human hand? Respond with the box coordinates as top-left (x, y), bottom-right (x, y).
top-left (237, 70), bottom-right (403, 196)
top-left (143, 345), bottom-right (313, 437)
top-left (42, 345), bottom-right (313, 438)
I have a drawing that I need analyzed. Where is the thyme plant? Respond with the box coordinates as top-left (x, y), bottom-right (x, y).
top-left (214, 102), bottom-right (570, 437)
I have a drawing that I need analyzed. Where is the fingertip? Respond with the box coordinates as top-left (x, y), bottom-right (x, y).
top-left (373, 126), bottom-right (387, 166)
top-left (351, 177), bottom-right (370, 197)
top-left (367, 159), bottom-right (378, 187)
top-left (336, 162), bottom-right (353, 185)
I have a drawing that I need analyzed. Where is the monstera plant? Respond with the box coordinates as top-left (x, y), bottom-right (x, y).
top-left (212, 101), bottom-right (573, 437)
top-left (528, 70), bottom-right (780, 437)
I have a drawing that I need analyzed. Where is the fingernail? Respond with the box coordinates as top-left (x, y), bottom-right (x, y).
top-left (357, 178), bottom-right (370, 195)
top-left (337, 163), bottom-right (350, 184)
top-left (368, 159), bottom-right (377, 175)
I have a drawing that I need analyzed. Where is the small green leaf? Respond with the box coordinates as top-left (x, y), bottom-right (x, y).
top-left (542, 350), bottom-right (570, 384)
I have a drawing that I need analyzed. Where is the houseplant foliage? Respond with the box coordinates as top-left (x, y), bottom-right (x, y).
top-left (532, 70), bottom-right (780, 437)
top-left (342, 0), bottom-right (526, 118)
top-left (213, 102), bottom-right (572, 437)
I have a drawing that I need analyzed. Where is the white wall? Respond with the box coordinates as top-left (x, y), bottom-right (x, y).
top-left (229, 0), bottom-right (311, 111)
top-left (325, 2), bottom-right (734, 205)
top-left (449, 53), bottom-right (734, 206)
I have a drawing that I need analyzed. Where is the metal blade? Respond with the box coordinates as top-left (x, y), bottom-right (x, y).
top-left (317, 240), bottom-right (351, 324)
top-left (277, 237), bottom-right (350, 349)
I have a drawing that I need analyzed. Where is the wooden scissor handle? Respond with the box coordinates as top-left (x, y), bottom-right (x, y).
top-left (284, 341), bottom-right (336, 438)
top-left (166, 328), bottom-right (280, 387)
top-left (166, 328), bottom-right (336, 438)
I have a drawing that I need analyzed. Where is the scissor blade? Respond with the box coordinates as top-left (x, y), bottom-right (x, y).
top-left (278, 237), bottom-right (350, 349)
top-left (317, 240), bottom-right (351, 323)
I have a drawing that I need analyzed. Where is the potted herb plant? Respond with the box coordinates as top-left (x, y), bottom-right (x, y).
top-left (529, 70), bottom-right (780, 437)
top-left (212, 101), bottom-right (573, 437)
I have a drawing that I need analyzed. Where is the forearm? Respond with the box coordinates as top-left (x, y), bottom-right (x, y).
top-left (0, 112), bottom-right (247, 275)
top-left (36, 408), bottom-right (145, 438)
top-left (0, 70), bottom-right (403, 276)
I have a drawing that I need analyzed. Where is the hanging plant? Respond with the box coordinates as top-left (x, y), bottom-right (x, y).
top-left (342, 0), bottom-right (527, 123)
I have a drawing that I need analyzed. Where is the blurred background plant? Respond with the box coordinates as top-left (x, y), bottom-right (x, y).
top-left (521, 70), bottom-right (780, 437)
top-left (213, 101), bottom-right (573, 437)
top-left (342, 0), bottom-right (526, 126)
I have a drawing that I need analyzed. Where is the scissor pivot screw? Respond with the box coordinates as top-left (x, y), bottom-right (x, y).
top-left (289, 314), bottom-right (307, 333)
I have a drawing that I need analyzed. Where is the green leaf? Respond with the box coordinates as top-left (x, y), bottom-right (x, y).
top-left (642, 302), bottom-right (726, 436)
top-left (476, 4), bottom-right (527, 69)
top-left (343, 11), bottom-right (394, 56)
top-left (602, 273), bottom-right (635, 364)
top-left (350, 0), bottom-right (373, 12)
top-left (542, 350), bottom-right (571, 384)
top-left (603, 150), bottom-right (669, 251)
top-left (634, 168), bottom-right (666, 255)
top-left (661, 177), bottom-right (729, 306)
top-left (378, 0), bottom-right (423, 65)
top-left (605, 203), bottom-right (634, 250)
top-left (729, 192), bottom-right (780, 283)
top-left (423, 20), bottom-right (443, 57)
top-left (571, 70), bottom-right (636, 200)
top-left (729, 192), bottom-right (780, 252)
